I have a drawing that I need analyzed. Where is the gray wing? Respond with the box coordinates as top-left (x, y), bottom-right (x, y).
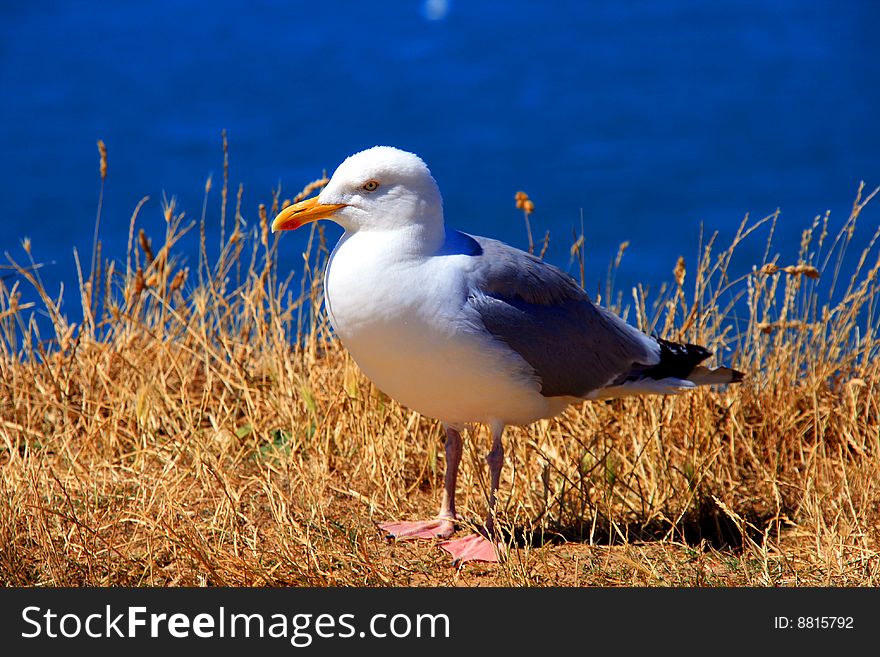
top-left (461, 233), bottom-right (660, 398)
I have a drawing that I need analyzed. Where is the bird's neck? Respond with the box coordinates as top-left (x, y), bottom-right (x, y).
top-left (348, 217), bottom-right (446, 257)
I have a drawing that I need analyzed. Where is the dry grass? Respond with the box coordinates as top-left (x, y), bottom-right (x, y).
top-left (1, 144), bottom-right (879, 587)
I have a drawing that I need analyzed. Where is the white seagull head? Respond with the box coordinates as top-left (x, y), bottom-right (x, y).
top-left (272, 146), bottom-right (443, 234)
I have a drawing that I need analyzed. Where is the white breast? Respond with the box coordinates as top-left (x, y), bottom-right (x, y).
top-left (324, 230), bottom-right (555, 426)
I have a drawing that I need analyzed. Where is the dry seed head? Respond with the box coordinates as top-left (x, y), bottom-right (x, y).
top-left (294, 177), bottom-right (330, 203)
top-left (759, 263), bottom-right (820, 279)
top-left (868, 257), bottom-right (879, 282)
top-left (81, 282), bottom-right (92, 318)
top-left (614, 241), bottom-right (630, 268)
top-left (22, 237), bottom-right (31, 255)
top-left (97, 139), bottom-right (108, 180)
top-left (138, 230), bottom-right (154, 263)
top-left (523, 199), bottom-right (535, 215)
top-left (259, 204), bottom-right (269, 248)
top-left (800, 228), bottom-right (813, 252)
top-left (205, 174), bottom-right (213, 195)
top-left (145, 273), bottom-right (158, 288)
top-left (60, 322), bottom-right (77, 352)
top-left (169, 268), bottom-right (188, 293)
top-left (674, 256), bottom-right (686, 287)
top-left (133, 267), bottom-right (145, 295)
top-left (515, 191), bottom-right (529, 209)
top-left (783, 264), bottom-right (820, 279)
top-left (163, 198), bottom-right (175, 223)
top-left (757, 320), bottom-right (810, 334)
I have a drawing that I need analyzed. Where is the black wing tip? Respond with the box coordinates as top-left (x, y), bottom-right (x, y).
top-left (639, 337), bottom-right (713, 381)
top-left (728, 368), bottom-right (746, 383)
top-left (655, 337), bottom-right (713, 360)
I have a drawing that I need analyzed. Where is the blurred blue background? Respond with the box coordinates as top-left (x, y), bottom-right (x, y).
top-left (1, 0), bottom-right (878, 317)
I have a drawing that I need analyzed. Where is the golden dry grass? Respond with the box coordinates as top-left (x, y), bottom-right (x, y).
top-left (1, 144), bottom-right (878, 586)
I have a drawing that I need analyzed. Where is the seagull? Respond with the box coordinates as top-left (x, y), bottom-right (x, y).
top-left (272, 146), bottom-right (743, 563)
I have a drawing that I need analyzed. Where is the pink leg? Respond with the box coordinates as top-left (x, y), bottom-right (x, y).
top-left (440, 423), bottom-right (506, 564)
top-left (379, 425), bottom-right (462, 540)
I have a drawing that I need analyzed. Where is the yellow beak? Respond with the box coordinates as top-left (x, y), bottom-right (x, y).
top-left (271, 196), bottom-right (346, 232)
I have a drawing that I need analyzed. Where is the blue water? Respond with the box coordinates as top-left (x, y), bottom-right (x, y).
top-left (1, 0), bottom-right (878, 320)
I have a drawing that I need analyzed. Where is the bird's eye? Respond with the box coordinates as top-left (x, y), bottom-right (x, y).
top-left (363, 180), bottom-right (379, 192)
